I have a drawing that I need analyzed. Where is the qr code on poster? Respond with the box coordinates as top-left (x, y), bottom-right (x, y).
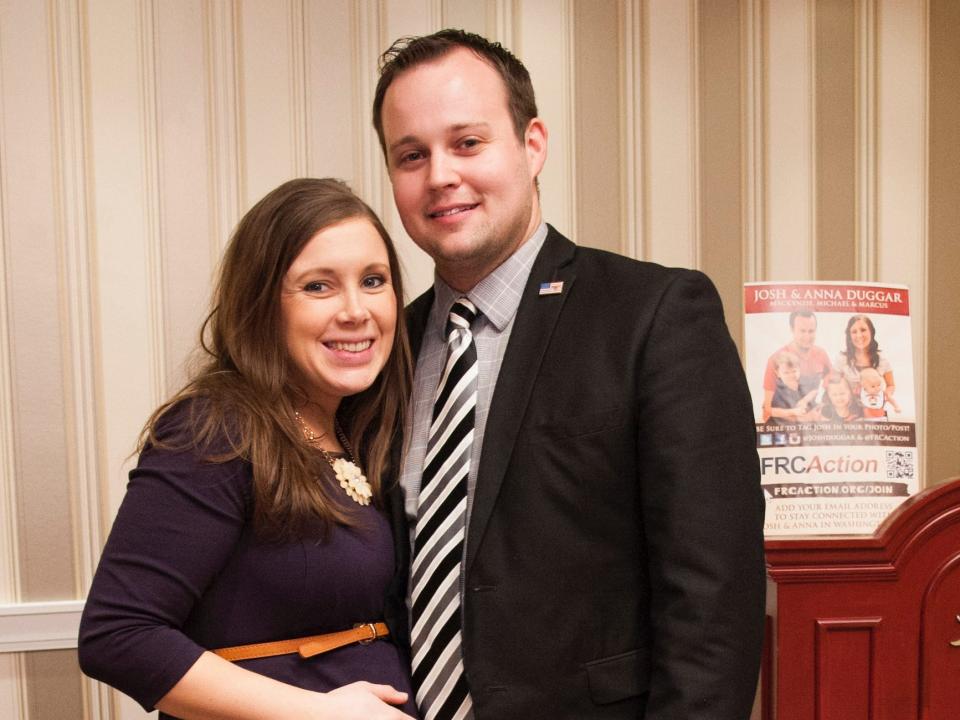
top-left (885, 449), bottom-right (915, 480)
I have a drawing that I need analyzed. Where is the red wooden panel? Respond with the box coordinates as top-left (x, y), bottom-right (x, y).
top-left (762, 614), bottom-right (773, 720)
top-left (815, 618), bottom-right (879, 720)
top-left (920, 555), bottom-right (960, 720)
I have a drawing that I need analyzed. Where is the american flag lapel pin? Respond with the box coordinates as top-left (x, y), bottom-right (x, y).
top-left (538, 281), bottom-right (563, 296)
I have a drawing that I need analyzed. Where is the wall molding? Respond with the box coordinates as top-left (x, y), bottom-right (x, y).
top-left (354, 0), bottom-right (385, 213)
top-left (49, 0), bottom-right (102, 601)
top-left (203, 0), bottom-right (243, 256)
top-left (138, 0), bottom-right (167, 407)
top-left (491, 0), bottom-right (516, 47)
top-left (918, 0), bottom-right (930, 488)
top-left (856, 0), bottom-right (878, 280)
top-left (620, 0), bottom-right (644, 261)
top-left (0, 601), bottom-right (84, 654)
top-left (805, 0), bottom-right (817, 277)
top-left (690, 0), bottom-right (702, 269)
top-left (0, 13), bottom-right (21, 608)
top-left (741, 0), bottom-right (765, 280)
top-left (561, 0), bottom-right (576, 241)
top-left (290, 0), bottom-right (308, 177)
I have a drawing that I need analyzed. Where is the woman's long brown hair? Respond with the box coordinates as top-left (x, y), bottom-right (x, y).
top-left (140, 178), bottom-right (412, 539)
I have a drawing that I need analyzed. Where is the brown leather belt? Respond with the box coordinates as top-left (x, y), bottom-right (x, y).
top-left (211, 622), bottom-right (390, 662)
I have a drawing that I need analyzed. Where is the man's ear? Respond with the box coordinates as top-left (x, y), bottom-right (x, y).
top-left (524, 117), bottom-right (548, 178)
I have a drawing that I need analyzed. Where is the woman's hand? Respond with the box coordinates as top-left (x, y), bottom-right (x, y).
top-left (156, 653), bottom-right (416, 720)
top-left (319, 682), bottom-right (414, 719)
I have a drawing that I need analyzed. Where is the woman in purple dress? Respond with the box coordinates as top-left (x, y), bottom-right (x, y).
top-left (79, 178), bottom-right (417, 719)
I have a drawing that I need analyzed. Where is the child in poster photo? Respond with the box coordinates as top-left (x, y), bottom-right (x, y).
top-left (768, 351), bottom-right (820, 424)
top-left (859, 366), bottom-right (900, 420)
top-left (818, 374), bottom-right (864, 423)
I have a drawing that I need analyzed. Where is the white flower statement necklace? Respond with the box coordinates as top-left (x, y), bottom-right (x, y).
top-left (294, 411), bottom-right (372, 506)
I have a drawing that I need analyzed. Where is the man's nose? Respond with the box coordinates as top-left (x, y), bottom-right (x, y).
top-left (428, 153), bottom-right (460, 189)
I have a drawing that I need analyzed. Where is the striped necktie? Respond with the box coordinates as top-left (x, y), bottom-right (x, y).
top-left (411, 297), bottom-right (478, 720)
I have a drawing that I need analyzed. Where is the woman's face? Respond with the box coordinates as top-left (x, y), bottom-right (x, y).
top-left (280, 217), bottom-right (397, 412)
top-left (827, 381), bottom-right (852, 411)
top-left (848, 318), bottom-right (873, 350)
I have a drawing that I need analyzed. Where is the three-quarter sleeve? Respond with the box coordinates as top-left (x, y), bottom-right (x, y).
top-left (78, 428), bottom-right (250, 710)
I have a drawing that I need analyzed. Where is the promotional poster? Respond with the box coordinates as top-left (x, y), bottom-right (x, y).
top-left (744, 282), bottom-right (918, 536)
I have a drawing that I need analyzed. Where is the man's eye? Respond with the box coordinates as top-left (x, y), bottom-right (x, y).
top-left (398, 151), bottom-right (423, 165)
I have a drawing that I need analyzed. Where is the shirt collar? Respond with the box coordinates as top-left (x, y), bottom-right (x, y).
top-left (431, 222), bottom-right (548, 333)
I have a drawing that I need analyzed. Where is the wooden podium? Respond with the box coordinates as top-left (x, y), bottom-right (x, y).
top-left (764, 477), bottom-right (960, 720)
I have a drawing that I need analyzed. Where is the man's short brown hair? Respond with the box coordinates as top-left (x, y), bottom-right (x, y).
top-left (372, 28), bottom-right (538, 155)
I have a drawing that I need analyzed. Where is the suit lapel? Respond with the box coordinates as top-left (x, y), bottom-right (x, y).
top-left (406, 287), bottom-right (435, 359)
top-left (464, 227), bottom-right (577, 576)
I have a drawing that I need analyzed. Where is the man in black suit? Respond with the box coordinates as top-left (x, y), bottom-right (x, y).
top-left (373, 29), bottom-right (765, 720)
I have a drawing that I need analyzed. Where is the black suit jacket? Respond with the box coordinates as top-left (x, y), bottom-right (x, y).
top-left (391, 226), bottom-right (765, 719)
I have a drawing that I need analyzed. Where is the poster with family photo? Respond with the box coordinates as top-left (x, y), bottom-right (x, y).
top-left (744, 281), bottom-right (918, 536)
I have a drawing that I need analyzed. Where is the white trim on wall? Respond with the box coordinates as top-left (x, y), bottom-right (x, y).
top-left (0, 601), bottom-right (84, 654)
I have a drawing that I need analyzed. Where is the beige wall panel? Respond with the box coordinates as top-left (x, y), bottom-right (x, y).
top-left (304, 1), bottom-right (359, 185)
top-left (238, 0), bottom-right (304, 206)
top-left (814, 0), bottom-right (856, 281)
top-left (86, 0), bottom-right (164, 523)
top-left (383, 0), bottom-right (442, 41)
top-left (0, 0), bottom-right (42, 607)
top-left (1, 0), bottom-right (76, 603)
top-left (876, 0), bottom-right (927, 482)
top-left (927, 0), bottom-right (960, 486)
top-left (573, 0), bottom-right (622, 254)
top-left (644, 0), bottom-right (698, 269)
top-left (156, 0), bottom-right (217, 392)
top-left (697, 0), bottom-right (744, 347)
top-left (765, 0), bottom-right (814, 278)
top-left (23, 651), bottom-right (82, 720)
top-left (442, 0), bottom-right (488, 32)
top-left (516, 0), bottom-right (575, 240)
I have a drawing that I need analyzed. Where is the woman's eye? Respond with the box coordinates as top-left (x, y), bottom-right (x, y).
top-left (304, 281), bottom-right (328, 293)
top-left (362, 274), bottom-right (387, 289)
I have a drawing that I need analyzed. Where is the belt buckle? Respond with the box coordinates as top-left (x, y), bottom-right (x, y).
top-left (354, 622), bottom-right (378, 644)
